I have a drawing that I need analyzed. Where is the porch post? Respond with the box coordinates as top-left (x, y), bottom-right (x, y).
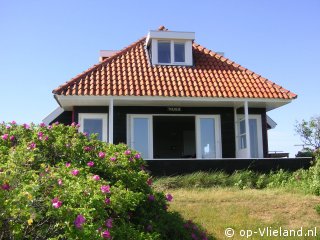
top-left (234, 107), bottom-right (238, 156)
top-left (244, 101), bottom-right (251, 158)
top-left (108, 98), bottom-right (114, 144)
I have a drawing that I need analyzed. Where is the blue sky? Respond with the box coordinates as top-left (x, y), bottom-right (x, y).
top-left (0, 0), bottom-right (319, 157)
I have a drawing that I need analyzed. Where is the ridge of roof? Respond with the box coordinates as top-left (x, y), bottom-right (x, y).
top-left (53, 36), bottom-right (147, 94)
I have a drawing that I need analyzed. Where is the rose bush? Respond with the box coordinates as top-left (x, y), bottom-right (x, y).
top-left (0, 122), bottom-right (211, 240)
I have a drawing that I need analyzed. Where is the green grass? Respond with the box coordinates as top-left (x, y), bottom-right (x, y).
top-left (166, 187), bottom-right (320, 240)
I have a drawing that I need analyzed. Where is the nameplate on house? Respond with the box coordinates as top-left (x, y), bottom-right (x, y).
top-left (167, 107), bottom-right (182, 112)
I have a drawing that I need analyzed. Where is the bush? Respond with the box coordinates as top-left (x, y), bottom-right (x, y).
top-left (0, 122), bottom-right (212, 240)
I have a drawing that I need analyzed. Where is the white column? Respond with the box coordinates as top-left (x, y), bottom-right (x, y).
top-left (234, 107), bottom-right (238, 156)
top-left (244, 101), bottom-right (251, 158)
top-left (108, 98), bottom-right (114, 144)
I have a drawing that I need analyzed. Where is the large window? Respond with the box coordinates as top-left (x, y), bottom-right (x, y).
top-left (157, 41), bottom-right (186, 64)
top-left (79, 113), bottom-right (108, 142)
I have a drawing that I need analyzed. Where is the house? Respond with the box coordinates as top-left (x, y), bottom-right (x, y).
top-left (44, 26), bottom-right (305, 173)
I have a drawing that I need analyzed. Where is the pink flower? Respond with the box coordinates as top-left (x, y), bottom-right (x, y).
top-left (124, 149), bottom-right (131, 155)
top-left (23, 123), bottom-right (30, 129)
top-left (98, 152), bottom-right (106, 159)
top-left (58, 179), bottom-right (63, 185)
top-left (65, 162), bottom-right (71, 168)
top-left (146, 224), bottom-right (153, 232)
top-left (47, 125), bottom-right (52, 130)
top-left (102, 230), bottom-right (111, 238)
top-left (110, 156), bottom-right (116, 162)
top-left (38, 132), bottom-right (43, 138)
top-left (6, 126), bottom-right (10, 129)
top-left (71, 122), bottom-right (77, 127)
top-left (84, 146), bottom-right (91, 152)
top-left (9, 135), bottom-right (15, 141)
top-left (166, 193), bottom-right (173, 202)
top-left (147, 178), bottom-right (152, 186)
top-left (87, 161), bottom-right (94, 167)
top-left (74, 214), bottom-right (86, 229)
top-left (92, 175), bottom-right (100, 181)
top-left (1, 134), bottom-right (8, 140)
top-left (148, 194), bottom-right (155, 202)
top-left (100, 185), bottom-right (111, 193)
top-left (27, 142), bottom-right (36, 150)
top-left (39, 122), bottom-right (46, 127)
top-left (44, 136), bottom-right (49, 141)
top-left (105, 218), bottom-right (113, 228)
top-left (1, 183), bottom-right (10, 191)
top-left (10, 120), bottom-right (16, 125)
top-left (71, 169), bottom-right (79, 176)
top-left (134, 153), bottom-right (141, 159)
top-left (52, 197), bottom-right (62, 208)
top-left (105, 198), bottom-right (111, 204)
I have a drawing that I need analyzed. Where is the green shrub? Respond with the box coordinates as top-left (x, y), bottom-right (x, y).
top-left (0, 122), bottom-right (212, 240)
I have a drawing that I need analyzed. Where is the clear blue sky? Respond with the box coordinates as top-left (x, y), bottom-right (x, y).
top-left (1, 0), bottom-right (319, 157)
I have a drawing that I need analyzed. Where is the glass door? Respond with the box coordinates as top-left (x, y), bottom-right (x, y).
top-left (129, 115), bottom-right (153, 159)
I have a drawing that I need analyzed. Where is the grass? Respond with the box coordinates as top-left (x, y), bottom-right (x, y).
top-left (165, 187), bottom-right (320, 240)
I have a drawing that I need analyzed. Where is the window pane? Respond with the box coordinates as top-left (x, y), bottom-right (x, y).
top-left (200, 118), bottom-right (216, 158)
top-left (133, 118), bottom-right (149, 158)
top-left (174, 43), bottom-right (185, 62)
top-left (83, 119), bottom-right (103, 141)
top-left (250, 119), bottom-right (258, 158)
top-left (240, 135), bottom-right (247, 149)
top-left (158, 42), bottom-right (171, 63)
top-left (240, 120), bottom-right (246, 134)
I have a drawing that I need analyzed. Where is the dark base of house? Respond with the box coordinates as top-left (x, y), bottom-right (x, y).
top-left (145, 157), bottom-right (313, 176)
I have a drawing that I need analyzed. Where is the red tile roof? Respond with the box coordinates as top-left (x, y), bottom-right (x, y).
top-left (53, 35), bottom-right (297, 100)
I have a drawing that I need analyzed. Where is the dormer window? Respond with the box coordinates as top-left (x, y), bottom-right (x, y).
top-left (146, 28), bottom-right (195, 66)
top-left (158, 41), bottom-right (186, 64)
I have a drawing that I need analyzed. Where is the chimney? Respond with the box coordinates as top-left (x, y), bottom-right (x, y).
top-left (99, 50), bottom-right (119, 62)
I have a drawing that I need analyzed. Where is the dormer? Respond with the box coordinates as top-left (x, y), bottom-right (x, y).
top-left (146, 26), bottom-right (195, 66)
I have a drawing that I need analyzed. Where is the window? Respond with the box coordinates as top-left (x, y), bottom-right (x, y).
top-left (79, 113), bottom-right (108, 142)
top-left (239, 119), bottom-right (247, 149)
top-left (158, 41), bottom-right (171, 63)
top-left (157, 41), bottom-right (186, 64)
top-left (174, 42), bottom-right (185, 62)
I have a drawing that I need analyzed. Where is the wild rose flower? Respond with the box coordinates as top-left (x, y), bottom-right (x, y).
top-left (92, 175), bottom-right (100, 181)
top-left (27, 142), bottom-right (36, 150)
top-left (6, 125), bottom-right (11, 129)
top-left (105, 218), bottom-right (113, 228)
top-left (39, 122), bottom-right (46, 127)
top-left (1, 134), bottom-right (9, 140)
top-left (52, 198), bottom-right (62, 208)
top-left (146, 224), bottom-right (153, 232)
top-left (128, 157), bottom-right (133, 162)
top-left (44, 136), bottom-right (49, 141)
top-left (100, 185), bottom-right (110, 193)
top-left (102, 230), bottom-right (111, 238)
top-left (166, 193), bottom-right (173, 202)
top-left (147, 178), bottom-right (152, 186)
top-left (58, 179), bottom-right (63, 185)
top-left (76, 123), bottom-right (80, 128)
top-left (110, 156), bottom-right (116, 162)
top-left (1, 183), bottom-right (10, 191)
top-left (71, 122), bottom-right (77, 127)
top-left (74, 214), bottom-right (86, 229)
top-left (71, 169), bottom-right (79, 176)
top-left (134, 153), bottom-right (141, 159)
top-left (105, 198), bottom-right (111, 204)
top-left (124, 149), bottom-right (131, 155)
top-left (47, 125), bottom-right (52, 130)
top-left (10, 120), bottom-right (16, 125)
top-left (98, 151), bottom-right (106, 159)
top-left (9, 135), bottom-right (15, 141)
top-left (148, 194), bottom-right (155, 202)
top-left (65, 162), bottom-right (71, 168)
top-left (82, 132), bottom-right (88, 137)
top-left (38, 132), bottom-right (43, 140)
top-left (23, 123), bottom-right (30, 129)
top-left (87, 161), bottom-right (94, 167)
top-left (84, 146), bottom-right (91, 152)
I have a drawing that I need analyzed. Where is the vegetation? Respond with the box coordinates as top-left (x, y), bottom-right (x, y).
top-left (295, 115), bottom-right (320, 152)
top-left (0, 122), bottom-right (211, 240)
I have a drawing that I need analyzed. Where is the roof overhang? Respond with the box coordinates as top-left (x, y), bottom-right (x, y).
top-left (54, 95), bottom-right (293, 112)
top-left (42, 106), bottom-right (64, 125)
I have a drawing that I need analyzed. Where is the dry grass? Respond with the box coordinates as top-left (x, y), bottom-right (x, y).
top-left (166, 188), bottom-right (320, 240)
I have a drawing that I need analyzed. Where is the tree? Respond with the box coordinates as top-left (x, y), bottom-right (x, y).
top-left (295, 116), bottom-right (320, 151)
